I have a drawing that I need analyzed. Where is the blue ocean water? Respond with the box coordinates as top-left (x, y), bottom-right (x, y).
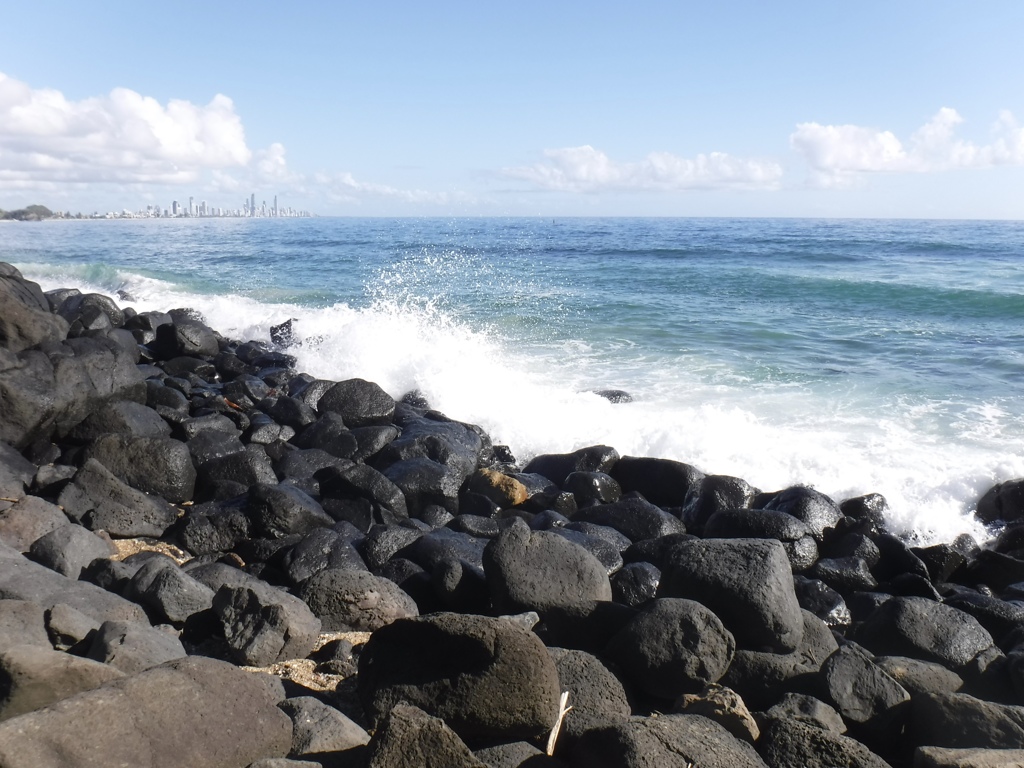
top-left (4, 216), bottom-right (1024, 544)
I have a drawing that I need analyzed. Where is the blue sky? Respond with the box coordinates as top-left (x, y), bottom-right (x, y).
top-left (2, 1), bottom-right (1023, 218)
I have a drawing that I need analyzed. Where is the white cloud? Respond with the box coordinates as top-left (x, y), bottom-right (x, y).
top-left (319, 171), bottom-right (452, 205)
top-left (791, 108), bottom-right (1024, 187)
top-left (504, 145), bottom-right (783, 192)
top-left (0, 72), bottom-right (252, 186)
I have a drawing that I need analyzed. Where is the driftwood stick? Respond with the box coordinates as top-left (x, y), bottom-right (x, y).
top-left (546, 690), bottom-right (573, 756)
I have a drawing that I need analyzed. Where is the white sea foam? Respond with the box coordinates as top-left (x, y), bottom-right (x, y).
top-left (23, 263), bottom-right (1013, 546)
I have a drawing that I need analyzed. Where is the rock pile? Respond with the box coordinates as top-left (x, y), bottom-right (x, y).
top-left (1, 262), bottom-right (1024, 767)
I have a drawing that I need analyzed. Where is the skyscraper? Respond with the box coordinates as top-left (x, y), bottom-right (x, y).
top-left (250, 193), bottom-right (256, 217)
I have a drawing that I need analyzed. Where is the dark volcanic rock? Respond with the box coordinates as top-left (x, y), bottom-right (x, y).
top-left (569, 713), bottom-right (769, 768)
top-left (317, 461), bottom-right (409, 520)
top-left (83, 434), bottom-right (196, 503)
top-left (211, 580), bottom-right (321, 666)
top-left (0, 496), bottom-right (71, 553)
top-left (542, 600), bottom-right (639, 655)
top-left (821, 645), bottom-right (910, 747)
top-left (125, 557), bottom-right (215, 625)
top-left (0, 643), bottom-right (124, 721)
top-left (278, 695), bottom-right (370, 758)
top-left (58, 458), bottom-right (179, 538)
top-left (854, 596), bottom-right (995, 668)
top-left (151, 318), bottom-right (220, 359)
top-left (564, 471), bottom-right (622, 507)
top-left (300, 568), bottom-right (419, 631)
top-left (658, 537), bottom-right (804, 652)
top-left (548, 647), bottom-right (631, 749)
top-left (605, 597), bottom-right (735, 700)
top-left (522, 445), bottom-right (619, 487)
top-left (0, 600), bottom-right (49, 652)
top-left (246, 482), bottom-right (335, 539)
top-left (757, 716), bottom-right (892, 768)
top-left (86, 620), bottom-right (187, 674)
top-left (0, 268), bottom-right (69, 353)
top-left (364, 704), bottom-right (485, 768)
top-left (27, 524), bottom-right (114, 580)
top-left (572, 495), bottom-right (686, 543)
top-left (0, 656), bottom-right (292, 768)
top-left (976, 478), bottom-right (1024, 525)
top-left (0, 336), bottom-right (146, 450)
top-left (483, 520), bottom-right (612, 614)
top-left (705, 509), bottom-right (818, 572)
top-left (681, 474), bottom-right (760, 533)
top-left (65, 399), bottom-right (171, 443)
top-left (611, 561), bottom-right (661, 607)
top-left (910, 691), bottom-right (1024, 749)
top-left (762, 485), bottom-right (842, 544)
top-left (317, 378), bottom-right (396, 427)
top-left (608, 456), bottom-right (704, 508)
top-left (0, 544), bottom-right (147, 625)
top-left (357, 612), bottom-right (561, 745)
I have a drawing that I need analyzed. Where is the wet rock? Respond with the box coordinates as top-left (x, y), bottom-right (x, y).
top-left (705, 509), bottom-right (818, 572)
top-left (151, 317), bottom-right (220, 359)
top-left (65, 399), bottom-right (171, 443)
top-left (483, 520), bottom-right (612, 614)
top-left (611, 561), bottom-right (660, 607)
top-left (658, 537), bottom-right (804, 652)
top-left (300, 568), bottom-right (418, 631)
top-left (608, 455), bottom-right (704, 508)
top-left (317, 378), bottom-right (396, 427)
top-left (279, 527), bottom-right (367, 585)
top-left (522, 445), bottom-right (619, 487)
top-left (317, 462), bottom-right (409, 520)
top-left (682, 474), bottom-right (760, 533)
top-left (762, 485), bottom-right (842, 544)
top-left (198, 449), bottom-right (278, 495)
top-left (291, 412), bottom-right (359, 460)
top-left (792, 576), bottom-right (851, 628)
top-left (976, 479), bottom-right (1024, 525)
top-left (564, 471), bottom-right (621, 507)
top-left (809, 556), bottom-right (878, 594)
top-left (606, 597), bottom-right (735, 700)
top-left (357, 612), bottom-right (561, 745)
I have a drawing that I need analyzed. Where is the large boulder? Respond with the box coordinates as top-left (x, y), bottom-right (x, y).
top-left (364, 704), bottom-right (486, 768)
top-left (58, 459), bottom-right (179, 538)
top-left (854, 596), bottom-right (994, 669)
top-left (0, 267), bottom-right (68, 353)
top-left (357, 612), bottom-right (561, 745)
top-left (976, 479), bottom-right (1024, 525)
top-left (0, 497), bottom-right (70, 552)
top-left (0, 656), bottom-right (292, 768)
top-left (85, 620), bottom-right (187, 675)
top-left (608, 456), bottom-right (704, 508)
top-left (0, 337), bottom-right (146, 449)
top-left (483, 521), bottom-right (612, 614)
top-left (658, 537), bottom-right (804, 652)
top-left (522, 445), bottom-right (619, 487)
top-left (300, 568), bottom-right (418, 631)
top-left (572, 496), bottom-right (686, 542)
top-left (605, 597), bottom-right (735, 700)
top-left (317, 378), bottom-right (395, 427)
top-left (910, 692), bottom-right (1024, 750)
top-left (569, 713), bottom-right (769, 768)
top-left (547, 647), bottom-right (631, 749)
top-left (0, 644), bottom-right (124, 722)
top-left (757, 716), bottom-right (893, 768)
top-left (83, 434), bottom-right (196, 504)
top-left (0, 544), bottom-right (147, 625)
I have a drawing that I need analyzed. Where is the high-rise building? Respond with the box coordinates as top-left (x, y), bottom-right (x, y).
top-left (250, 193), bottom-right (256, 217)
top-left (274, 195), bottom-right (278, 217)
top-left (189, 196), bottom-right (194, 216)
top-left (172, 200), bottom-right (179, 216)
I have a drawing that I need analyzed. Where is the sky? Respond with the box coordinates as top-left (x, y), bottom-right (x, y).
top-left (1, 1), bottom-right (1024, 218)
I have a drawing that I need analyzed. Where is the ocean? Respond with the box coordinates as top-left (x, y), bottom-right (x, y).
top-left (3, 216), bottom-right (1023, 546)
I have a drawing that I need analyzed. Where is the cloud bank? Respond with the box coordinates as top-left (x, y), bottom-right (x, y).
top-left (505, 145), bottom-right (784, 192)
top-left (791, 108), bottom-right (1024, 187)
top-left (0, 72), bottom-right (252, 186)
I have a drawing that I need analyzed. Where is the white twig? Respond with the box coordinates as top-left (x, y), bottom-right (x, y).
top-left (546, 690), bottom-right (573, 756)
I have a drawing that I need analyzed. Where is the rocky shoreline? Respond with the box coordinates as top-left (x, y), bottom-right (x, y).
top-left (2, 261), bottom-right (1024, 767)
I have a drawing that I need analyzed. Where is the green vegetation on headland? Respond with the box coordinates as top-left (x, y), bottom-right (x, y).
top-left (0, 205), bottom-right (55, 221)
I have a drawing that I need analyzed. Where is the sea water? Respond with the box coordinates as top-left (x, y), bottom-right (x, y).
top-left (4, 216), bottom-right (1024, 545)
